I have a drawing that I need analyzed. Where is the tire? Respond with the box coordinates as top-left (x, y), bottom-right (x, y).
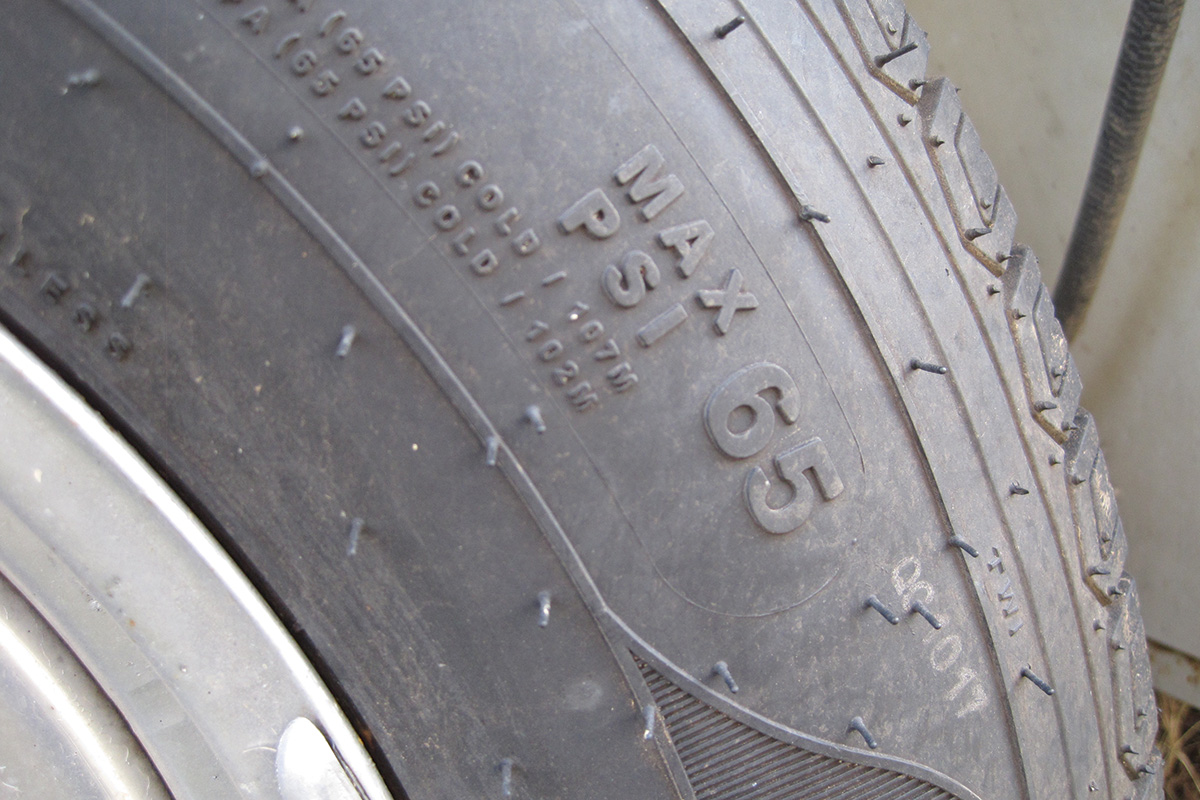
top-left (0, 1), bottom-right (1160, 798)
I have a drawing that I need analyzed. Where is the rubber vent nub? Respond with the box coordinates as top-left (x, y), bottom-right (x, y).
top-left (635, 656), bottom-right (960, 800)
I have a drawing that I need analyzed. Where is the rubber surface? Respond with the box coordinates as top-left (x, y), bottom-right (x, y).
top-left (0, 0), bottom-right (1161, 798)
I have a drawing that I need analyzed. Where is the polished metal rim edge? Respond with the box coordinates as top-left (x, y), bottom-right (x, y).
top-left (0, 570), bottom-right (171, 798)
top-left (0, 322), bottom-right (392, 800)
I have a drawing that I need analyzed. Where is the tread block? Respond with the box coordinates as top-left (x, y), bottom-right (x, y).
top-left (1007, 244), bottom-right (1042, 311)
top-left (838, 0), bottom-right (929, 101)
top-left (1066, 409), bottom-right (1102, 486)
top-left (1066, 413), bottom-right (1160, 783)
top-left (1108, 581), bottom-right (1157, 780)
top-left (1133, 762), bottom-right (1164, 800)
top-left (918, 79), bottom-right (1015, 275)
top-left (1031, 284), bottom-right (1069, 384)
top-left (1089, 452), bottom-right (1122, 564)
top-left (953, 113), bottom-right (1000, 228)
top-left (982, 187), bottom-right (1018, 266)
top-left (1065, 411), bottom-right (1128, 601)
top-left (865, 0), bottom-right (907, 49)
top-left (1030, 284), bottom-right (1083, 428)
top-left (1054, 355), bottom-right (1084, 434)
top-left (1004, 247), bottom-right (1083, 440)
top-left (1078, 451), bottom-right (1130, 604)
top-left (868, 0), bottom-right (902, 45)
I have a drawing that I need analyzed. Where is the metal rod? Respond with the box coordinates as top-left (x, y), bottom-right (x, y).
top-left (1053, 0), bottom-right (1185, 340)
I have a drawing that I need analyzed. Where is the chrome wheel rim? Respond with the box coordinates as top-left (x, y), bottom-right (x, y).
top-left (0, 324), bottom-right (391, 800)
